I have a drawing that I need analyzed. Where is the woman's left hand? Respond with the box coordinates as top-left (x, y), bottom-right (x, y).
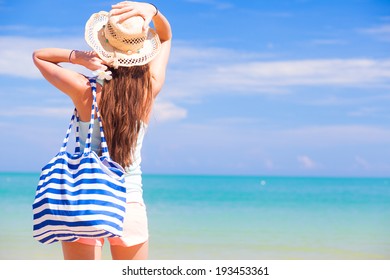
top-left (74, 50), bottom-right (107, 71)
top-left (110, 1), bottom-right (157, 31)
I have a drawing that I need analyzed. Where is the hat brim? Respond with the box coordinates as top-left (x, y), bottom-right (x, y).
top-left (85, 11), bottom-right (161, 67)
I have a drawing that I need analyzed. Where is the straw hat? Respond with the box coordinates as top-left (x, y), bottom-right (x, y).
top-left (85, 11), bottom-right (161, 68)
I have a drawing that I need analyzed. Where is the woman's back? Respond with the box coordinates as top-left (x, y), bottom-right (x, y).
top-left (32, 1), bottom-right (172, 260)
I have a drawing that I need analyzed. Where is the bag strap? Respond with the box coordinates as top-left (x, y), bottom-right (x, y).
top-left (74, 111), bottom-right (81, 154)
top-left (58, 78), bottom-right (110, 158)
top-left (84, 78), bottom-right (110, 158)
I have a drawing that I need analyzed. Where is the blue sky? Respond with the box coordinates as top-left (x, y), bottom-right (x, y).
top-left (0, 0), bottom-right (389, 177)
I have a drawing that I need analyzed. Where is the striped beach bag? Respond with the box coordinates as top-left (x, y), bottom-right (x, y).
top-left (32, 78), bottom-right (127, 244)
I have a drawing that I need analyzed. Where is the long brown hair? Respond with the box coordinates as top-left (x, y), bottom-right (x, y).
top-left (99, 65), bottom-right (152, 167)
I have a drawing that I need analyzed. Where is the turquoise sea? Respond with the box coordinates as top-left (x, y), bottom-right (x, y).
top-left (0, 173), bottom-right (389, 260)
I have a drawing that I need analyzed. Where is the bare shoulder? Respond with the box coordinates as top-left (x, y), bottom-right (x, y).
top-left (71, 77), bottom-right (103, 122)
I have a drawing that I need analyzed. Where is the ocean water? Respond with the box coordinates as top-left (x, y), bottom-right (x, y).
top-left (0, 173), bottom-right (389, 260)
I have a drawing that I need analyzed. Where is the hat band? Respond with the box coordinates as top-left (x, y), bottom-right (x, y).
top-left (104, 22), bottom-right (147, 53)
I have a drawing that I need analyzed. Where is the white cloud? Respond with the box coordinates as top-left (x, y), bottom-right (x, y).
top-left (359, 24), bottom-right (390, 41)
top-left (170, 41), bottom-right (274, 65)
top-left (297, 155), bottom-right (317, 169)
top-left (0, 102), bottom-right (187, 123)
top-left (167, 122), bottom-right (390, 158)
top-left (309, 39), bottom-right (347, 45)
top-left (354, 156), bottom-right (370, 170)
top-left (3, 36), bottom-right (390, 97)
top-left (151, 101), bottom-right (187, 122)
top-left (0, 25), bottom-right (65, 34)
top-left (268, 125), bottom-right (390, 147)
top-left (184, 0), bottom-right (233, 9)
top-left (212, 59), bottom-right (390, 88)
top-left (145, 118), bottom-right (390, 175)
top-left (0, 106), bottom-right (71, 118)
top-left (167, 48), bottom-right (390, 98)
top-left (264, 159), bottom-right (275, 170)
top-left (347, 107), bottom-right (383, 117)
top-left (0, 36), bottom-right (88, 79)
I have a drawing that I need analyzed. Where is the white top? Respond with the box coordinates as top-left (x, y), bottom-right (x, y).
top-left (78, 119), bottom-right (147, 203)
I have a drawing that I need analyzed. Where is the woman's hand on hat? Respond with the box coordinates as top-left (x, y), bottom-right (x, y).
top-left (110, 1), bottom-right (156, 31)
top-left (73, 50), bottom-right (108, 71)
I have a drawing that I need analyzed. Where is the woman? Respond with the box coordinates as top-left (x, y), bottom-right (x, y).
top-left (32, 1), bottom-right (172, 260)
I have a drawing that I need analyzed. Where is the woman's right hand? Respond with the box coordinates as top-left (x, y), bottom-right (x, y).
top-left (110, 1), bottom-right (157, 31)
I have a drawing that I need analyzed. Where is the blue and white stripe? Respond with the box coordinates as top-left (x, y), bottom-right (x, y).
top-left (75, 110), bottom-right (81, 154)
top-left (32, 78), bottom-right (126, 244)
